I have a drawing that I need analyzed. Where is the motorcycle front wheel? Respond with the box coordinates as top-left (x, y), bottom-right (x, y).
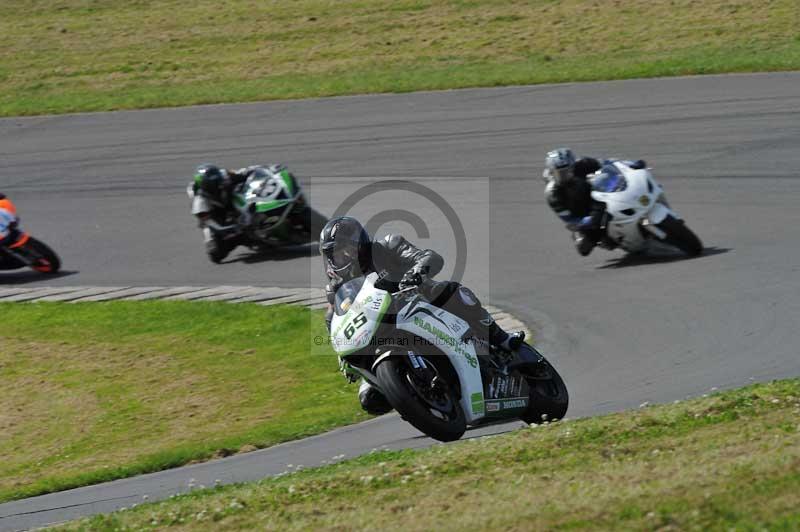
top-left (376, 356), bottom-right (466, 442)
top-left (205, 232), bottom-right (243, 264)
top-left (24, 237), bottom-right (61, 274)
top-left (657, 215), bottom-right (703, 257)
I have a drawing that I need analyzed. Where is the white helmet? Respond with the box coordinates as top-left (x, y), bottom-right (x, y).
top-left (545, 148), bottom-right (576, 185)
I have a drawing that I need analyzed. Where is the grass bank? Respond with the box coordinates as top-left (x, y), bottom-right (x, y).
top-left (61, 378), bottom-right (800, 531)
top-left (0, 301), bottom-right (363, 503)
top-left (1, 0), bottom-right (798, 116)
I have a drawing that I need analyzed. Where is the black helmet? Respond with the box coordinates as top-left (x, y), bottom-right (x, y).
top-left (319, 216), bottom-right (371, 282)
top-left (194, 164), bottom-right (226, 199)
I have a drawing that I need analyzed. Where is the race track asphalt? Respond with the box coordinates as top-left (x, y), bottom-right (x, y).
top-left (1, 72), bottom-right (799, 530)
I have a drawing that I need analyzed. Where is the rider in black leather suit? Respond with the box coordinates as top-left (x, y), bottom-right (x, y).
top-left (544, 148), bottom-right (646, 256)
top-left (319, 216), bottom-right (524, 415)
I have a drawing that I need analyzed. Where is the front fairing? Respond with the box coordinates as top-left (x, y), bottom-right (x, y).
top-left (590, 162), bottom-right (662, 224)
top-left (395, 298), bottom-right (486, 423)
top-left (330, 274), bottom-right (392, 357)
top-left (235, 167), bottom-right (307, 237)
top-left (236, 166), bottom-right (301, 211)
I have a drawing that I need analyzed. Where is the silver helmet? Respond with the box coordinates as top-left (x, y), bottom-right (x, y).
top-left (545, 148), bottom-right (576, 185)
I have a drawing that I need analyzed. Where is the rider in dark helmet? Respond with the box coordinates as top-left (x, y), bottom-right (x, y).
top-left (190, 163), bottom-right (257, 261)
top-left (319, 216), bottom-right (373, 288)
top-left (319, 216), bottom-right (525, 415)
top-left (192, 164), bottom-right (250, 216)
top-left (543, 148), bottom-right (646, 256)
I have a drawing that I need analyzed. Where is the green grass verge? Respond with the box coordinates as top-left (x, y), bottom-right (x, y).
top-left (0, 301), bottom-right (364, 503)
top-left (59, 378), bottom-right (800, 531)
top-left (1, 0), bottom-right (798, 116)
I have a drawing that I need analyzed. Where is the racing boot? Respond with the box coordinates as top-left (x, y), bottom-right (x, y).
top-left (489, 319), bottom-right (525, 352)
top-left (358, 380), bottom-right (393, 416)
top-left (573, 231), bottom-right (596, 257)
top-left (473, 306), bottom-right (525, 353)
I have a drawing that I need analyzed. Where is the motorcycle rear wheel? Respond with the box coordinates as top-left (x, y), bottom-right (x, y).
top-left (376, 356), bottom-right (466, 442)
top-left (520, 353), bottom-right (569, 424)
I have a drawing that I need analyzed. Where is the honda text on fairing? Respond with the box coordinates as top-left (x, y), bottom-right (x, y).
top-left (0, 199), bottom-right (60, 274)
top-left (330, 273), bottom-right (568, 442)
top-left (589, 161), bottom-right (703, 256)
top-left (187, 164), bottom-right (328, 263)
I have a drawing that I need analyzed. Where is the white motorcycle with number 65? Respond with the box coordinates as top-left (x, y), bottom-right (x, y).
top-left (329, 273), bottom-right (568, 442)
top-left (588, 161), bottom-right (703, 256)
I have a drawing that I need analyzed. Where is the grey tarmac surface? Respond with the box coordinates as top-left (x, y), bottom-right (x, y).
top-left (2, 72), bottom-right (800, 530)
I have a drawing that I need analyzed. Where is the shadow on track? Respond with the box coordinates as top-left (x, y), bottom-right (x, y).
top-left (596, 246), bottom-right (731, 269)
top-left (224, 242), bottom-right (319, 264)
top-left (0, 270), bottom-right (78, 285)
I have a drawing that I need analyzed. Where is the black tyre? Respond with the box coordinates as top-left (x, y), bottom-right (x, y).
top-left (520, 355), bottom-right (569, 425)
top-left (657, 215), bottom-right (703, 257)
top-left (376, 356), bottom-right (466, 442)
top-left (25, 237), bottom-right (61, 274)
top-left (206, 237), bottom-right (232, 264)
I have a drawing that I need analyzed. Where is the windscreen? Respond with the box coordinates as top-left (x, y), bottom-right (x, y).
top-left (248, 168), bottom-right (288, 200)
top-left (334, 277), bottom-right (366, 316)
top-left (590, 164), bottom-right (628, 193)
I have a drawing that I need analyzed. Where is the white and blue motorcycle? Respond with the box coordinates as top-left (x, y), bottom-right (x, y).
top-left (330, 273), bottom-right (569, 441)
top-left (588, 161), bottom-right (703, 256)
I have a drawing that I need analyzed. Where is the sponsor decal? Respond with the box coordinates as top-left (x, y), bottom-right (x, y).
top-left (502, 398), bottom-right (527, 409)
top-left (470, 392), bottom-right (485, 415)
top-left (413, 317), bottom-right (478, 368)
top-left (485, 398), bottom-right (528, 413)
top-left (405, 306), bottom-right (451, 331)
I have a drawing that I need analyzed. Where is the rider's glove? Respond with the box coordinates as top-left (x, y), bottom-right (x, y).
top-left (399, 269), bottom-right (425, 290)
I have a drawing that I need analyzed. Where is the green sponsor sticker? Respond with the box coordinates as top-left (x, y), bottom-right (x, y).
top-left (471, 392), bottom-right (485, 415)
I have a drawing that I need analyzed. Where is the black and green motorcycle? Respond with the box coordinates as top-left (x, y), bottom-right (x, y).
top-left (189, 164), bottom-right (328, 263)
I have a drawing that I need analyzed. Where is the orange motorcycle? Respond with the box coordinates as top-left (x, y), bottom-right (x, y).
top-left (0, 197), bottom-right (60, 274)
